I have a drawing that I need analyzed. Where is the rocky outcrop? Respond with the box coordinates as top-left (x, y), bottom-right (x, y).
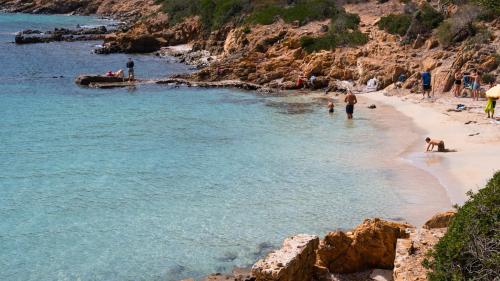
top-left (393, 228), bottom-right (446, 281)
top-left (95, 16), bottom-right (202, 54)
top-left (315, 219), bottom-right (411, 275)
top-left (423, 210), bottom-right (456, 229)
top-left (15, 26), bottom-right (109, 44)
top-left (75, 75), bottom-right (125, 86)
top-left (0, 0), bottom-right (159, 21)
top-left (252, 234), bottom-right (319, 281)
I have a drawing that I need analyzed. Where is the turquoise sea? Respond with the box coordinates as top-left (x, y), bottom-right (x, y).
top-left (0, 13), bottom-right (449, 281)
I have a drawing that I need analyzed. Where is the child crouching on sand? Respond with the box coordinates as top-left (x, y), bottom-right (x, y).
top-left (425, 137), bottom-right (456, 152)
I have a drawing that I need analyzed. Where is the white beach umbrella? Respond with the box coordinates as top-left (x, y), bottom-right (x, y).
top-left (486, 84), bottom-right (500, 98)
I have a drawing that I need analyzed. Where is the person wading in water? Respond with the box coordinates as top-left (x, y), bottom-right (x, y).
top-left (344, 90), bottom-right (357, 119)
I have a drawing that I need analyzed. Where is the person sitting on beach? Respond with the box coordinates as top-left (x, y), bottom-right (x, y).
top-left (395, 73), bottom-right (406, 88)
top-left (327, 100), bottom-right (335, 113)
top-left (425, 137), bottom-right (454, 152)
top-left (344, 90), bottom-right (357, 119)
top-left (421, 70), bottom-right (431, 98)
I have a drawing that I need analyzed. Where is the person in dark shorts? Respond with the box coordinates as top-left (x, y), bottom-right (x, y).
top-left (421, 70), bottom-right (431, 98)
top-left (425, 137), bottom-right (452, 152)
top-left (126, 58), bottom-right (135, 81)
top-left (327, 100), bottom-right (335, 113)
top-left (344, 90), bottom-right (357, 119)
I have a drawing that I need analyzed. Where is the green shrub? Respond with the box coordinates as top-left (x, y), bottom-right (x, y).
top-left (419, 3), bottom-right (445, 30)
top-left (424, 171), bottom-right (500, 281)
top-left (247, 0), bottom-right (339, 25)
top-left (300, 7), bottom-right (366, 53)
top-left (300, 34), bottom-right (338, 52)
top-left (378, 13), bottom-right (412, 35)
top-left (482, 73), bottom-right (496, 84)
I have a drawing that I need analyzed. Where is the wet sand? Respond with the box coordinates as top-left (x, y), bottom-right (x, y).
top-left (364, 91), bottom-right (500, 206)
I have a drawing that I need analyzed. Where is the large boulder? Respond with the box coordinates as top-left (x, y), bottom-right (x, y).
top-left (423, 210), bottom-right (456, 229)
top-left (252, 234), bottom-right (319, 281)
top-left (315, 219), bottom-right (411, 274)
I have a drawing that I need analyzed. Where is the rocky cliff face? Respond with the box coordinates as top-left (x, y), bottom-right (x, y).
top-left (0, 0), bottom-right (159, 21)
top-left (8, 0), bottom-right (498, 94)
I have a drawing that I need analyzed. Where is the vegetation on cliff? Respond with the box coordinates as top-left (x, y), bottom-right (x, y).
top-left (300, 9), bottom-right (367, 52)
top-left (424, 171), bottom-right (500, 281)
top-left (157, 0), bottom-right (342, 30)
top-left (377, 13), bottom-right (412, 36)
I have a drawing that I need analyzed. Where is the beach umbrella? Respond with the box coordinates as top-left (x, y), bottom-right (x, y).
top-left (486, 84), bottom-right (500, 98)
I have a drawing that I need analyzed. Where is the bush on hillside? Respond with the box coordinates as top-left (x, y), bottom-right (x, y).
top-left (377, 13), bottom-right (412, 36)
top-left (300, 8), bottom-right (367, 53)
top-left (419, 4), bottom-right (445, 30)
top-left (482, 73), bottom-right (496, 84)
top-left (423, 171), bottom-right (500, 281)
top-left (435, 5), bottom-right (480, 46)
top-left (247, 0), bottom-right (339, 25)
top-left (399, 3), bottom-right (444, 40)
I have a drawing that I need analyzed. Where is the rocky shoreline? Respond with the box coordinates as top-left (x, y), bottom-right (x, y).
top-left (15, 26), bottom-right (112, 44)
top-left (184, 211), bottom-right (455, 281)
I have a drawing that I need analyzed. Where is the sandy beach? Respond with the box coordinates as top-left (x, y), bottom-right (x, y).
top-left (363, 91), bottom-right (500, 205)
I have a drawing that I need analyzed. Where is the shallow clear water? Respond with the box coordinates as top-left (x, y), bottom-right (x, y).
top-left (0, 13), bottom-right (447, 281)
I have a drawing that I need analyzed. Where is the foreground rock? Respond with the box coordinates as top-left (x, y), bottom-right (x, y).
top-left (252, 234), bottom-right (319, 281)
top-left (315, 219), bottom-right (411, 276)
top-left (393, 228), bottom-right (446, 281)
top-left (423, 210), bottom-right (456, 229)
top-left (75, 75), bottom-right (126, 86)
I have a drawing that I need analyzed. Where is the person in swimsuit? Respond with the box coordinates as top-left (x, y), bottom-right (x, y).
top-left (425, 137), bottom-right (451, 152)
top-left (471, 69), bottom-right (481, 101)
top-left (327, 100), bottom-right (335, 113)
top-left (344, 90), bottom-right (357, 119)
top-left (453, 72), bottom-right (462, 97)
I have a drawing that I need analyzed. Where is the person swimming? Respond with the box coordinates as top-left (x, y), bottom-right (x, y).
top-left (327, 101), bottom-right (334, 113)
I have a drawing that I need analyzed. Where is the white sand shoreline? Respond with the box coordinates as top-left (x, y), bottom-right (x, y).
top-left (364, 91), bottom-right (500, 205)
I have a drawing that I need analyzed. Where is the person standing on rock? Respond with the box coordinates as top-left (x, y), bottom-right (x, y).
top-left (344, 90), bottom-right (357, 119)
top-left (126, 58), bottom-right (135, 82)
